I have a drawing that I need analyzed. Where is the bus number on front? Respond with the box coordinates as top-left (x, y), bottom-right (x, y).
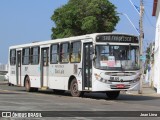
top-left (110, 77), bottom-right (119, 81)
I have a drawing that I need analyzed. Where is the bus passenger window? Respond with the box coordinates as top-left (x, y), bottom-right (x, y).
top-left (60, 43), bottom-right (69, 63)
top-left (70, 42), bottom-right (81, 63)
top-left (22, 48), bottom-right (30, 65)
top-left (50, 44), bottom-right (59, 64)
top-left (10, 49), bottom-right (16, 65)
top-left (31, 47), bottom-right (39, 64)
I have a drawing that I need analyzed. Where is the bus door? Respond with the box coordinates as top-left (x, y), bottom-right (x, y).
top-left (16, 50), bottom-right (21, 86)
top-left (41, 48), bottom-right (49, 87)
top-left (82, 42), bottom-right (93, 90)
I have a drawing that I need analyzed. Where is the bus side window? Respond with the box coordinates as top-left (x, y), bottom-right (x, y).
top-left (31, 47), bottom-right (39, 64)
top-left (70, 41), bottom-right (81, 63)
top-left (10, 49), bottom-right (16, 65)
top-left (22, 48), bottom-right (30, 65)
top-left (60, 43), bottom-right (69, 63)
top-left (50, 44), bottom-right (59, 64)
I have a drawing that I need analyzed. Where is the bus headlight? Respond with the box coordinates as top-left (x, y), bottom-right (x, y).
top-left (129, 77), bottom-right (140, 84)
top-left (94, 73), bottom-right (111, 84)
top-left (94, 73), bottom-right (101, 80)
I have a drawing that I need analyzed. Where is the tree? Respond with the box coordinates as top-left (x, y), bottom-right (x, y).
top-left (144, 42), bottom-right (154, 74)
top-left (145, 46), bottom-right (150, 64)
top-left (51, 0), bottom-right (120, 39)
top-left (145, 43), bottom-right (154, 64)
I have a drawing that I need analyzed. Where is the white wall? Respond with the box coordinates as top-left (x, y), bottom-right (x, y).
top-left (154, 7), bottom-right (160, 93)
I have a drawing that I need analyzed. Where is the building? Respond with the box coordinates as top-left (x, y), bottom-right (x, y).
top-left (152, 0), bottom-right (160, 93)
top-left (0, 64), bottom-right (8, 71)
top-left (0, 64), bottom-right (8, 81)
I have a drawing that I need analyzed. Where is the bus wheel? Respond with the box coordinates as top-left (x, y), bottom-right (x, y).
top-left (106, 91), bottom-right (120, 100)
top-left (70, 79), bottom-right (83, 97)
top-left (25, 77), bottom-right (32, 92)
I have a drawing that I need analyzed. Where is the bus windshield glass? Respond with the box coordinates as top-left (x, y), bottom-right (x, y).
top-left (94, 45), bottom-right (139, 70)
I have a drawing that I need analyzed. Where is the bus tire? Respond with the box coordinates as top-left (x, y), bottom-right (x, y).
top-left (70, 78), bottom-right (83, 97)
top-left (25, 77), bottom-right (33, 92)
top-left (106, 91), bottom-right (120, 99)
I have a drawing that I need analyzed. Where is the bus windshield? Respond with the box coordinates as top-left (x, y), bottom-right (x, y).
top-left (94, 45), bottom-right (139, 70)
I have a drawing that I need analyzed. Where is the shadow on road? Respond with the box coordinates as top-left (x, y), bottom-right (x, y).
top-left (1, 84), bottom-right (160, 101)
top-left (29, 90), bottom-right (160, 101)
top-left (82, 92), bottom-right (160, 101)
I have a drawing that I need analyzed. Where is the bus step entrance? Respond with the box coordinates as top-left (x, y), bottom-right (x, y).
top-left (40, 86), bottom-right (48, 90)
top-left (84, 87), bottom-right (92, 91)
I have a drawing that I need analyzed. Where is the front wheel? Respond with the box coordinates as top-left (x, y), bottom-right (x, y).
top-left (70, 79), bottom-right (83, 97)
top-left (106, 91), bottom-right (120, 99)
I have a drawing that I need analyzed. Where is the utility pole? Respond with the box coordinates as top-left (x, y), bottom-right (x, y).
top-left (139, 0), bottom-right (144, 94)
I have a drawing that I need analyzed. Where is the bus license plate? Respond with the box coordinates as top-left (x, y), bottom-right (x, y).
top-left (116, 84), bottom-right (125, 88)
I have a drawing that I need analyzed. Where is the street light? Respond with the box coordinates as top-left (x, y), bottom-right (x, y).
top-left (118, 13), bottom-right (140, 35)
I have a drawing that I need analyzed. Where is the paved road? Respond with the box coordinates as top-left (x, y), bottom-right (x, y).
top-left (0, 84), bottom-right (160, 120)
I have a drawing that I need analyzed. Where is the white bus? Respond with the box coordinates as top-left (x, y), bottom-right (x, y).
top-left (8, 33), bottom-right (140, 99)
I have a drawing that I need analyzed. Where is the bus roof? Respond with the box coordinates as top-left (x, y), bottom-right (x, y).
top-left (9, 32), bottom-right (138, 49)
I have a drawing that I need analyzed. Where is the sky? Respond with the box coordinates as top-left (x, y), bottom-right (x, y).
top-left (0, 0), bottom-right (156, 64)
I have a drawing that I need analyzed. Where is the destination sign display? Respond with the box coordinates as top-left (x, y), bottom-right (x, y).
top-left (96, 35), bottom-right (138, 43)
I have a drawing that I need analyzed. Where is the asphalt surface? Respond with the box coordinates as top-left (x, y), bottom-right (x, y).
top-left (0, 83), bottom-right (160, 120)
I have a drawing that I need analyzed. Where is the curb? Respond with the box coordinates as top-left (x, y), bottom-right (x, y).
top-left (0, 81), bottom-right (8, 85)
top-left (125, 91), bottom-right (160, 97)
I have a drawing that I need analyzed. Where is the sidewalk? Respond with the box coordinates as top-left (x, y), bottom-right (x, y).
top-left (0, 80), bottom-right (8, 85)
top-left (126, 82), bottom-right (159, 96)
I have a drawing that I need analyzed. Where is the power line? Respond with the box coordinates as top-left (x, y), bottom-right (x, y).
top-left (128, 0), bottom-right (140, 15)
top-left (144, 10), bottom-right (156, 28)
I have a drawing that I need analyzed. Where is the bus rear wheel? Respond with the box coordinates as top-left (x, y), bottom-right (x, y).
top-left (70, 79), bottom-right (83, 97)
top-left (106, 91), bottom-right (120, 99)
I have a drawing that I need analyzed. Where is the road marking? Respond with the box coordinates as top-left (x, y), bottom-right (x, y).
top-left (0, 88), bottom-right (27, 94)
top-left (0, 89), bottom-right (10, 92)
